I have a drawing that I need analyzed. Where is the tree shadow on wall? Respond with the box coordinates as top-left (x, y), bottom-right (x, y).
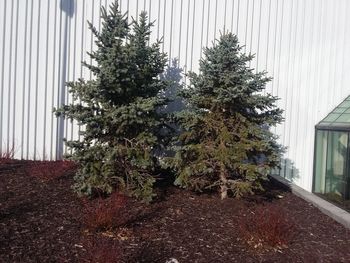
top-left (56, 0), bottom-right (75, 160)
top-left (270, 158), bottom-right (300, 184)
top-left (160, 59), bottom-right (186, 114)
top-left (155, 59), bottom-right (185, 160)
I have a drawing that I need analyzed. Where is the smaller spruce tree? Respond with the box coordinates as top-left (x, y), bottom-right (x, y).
top-left (55, 3), bottom-right (168, 202)
top-left (169, 33), bottom-right (283, 199)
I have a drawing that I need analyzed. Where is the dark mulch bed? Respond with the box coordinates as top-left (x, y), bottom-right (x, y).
top-left (1, 160), bottom-right (350, 263)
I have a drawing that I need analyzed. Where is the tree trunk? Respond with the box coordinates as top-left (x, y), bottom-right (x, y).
top-left (219, 163), bottom-right (228, 199)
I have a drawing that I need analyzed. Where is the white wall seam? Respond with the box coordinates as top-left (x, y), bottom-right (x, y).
top-left (0, 0), bottom-right (7, 155)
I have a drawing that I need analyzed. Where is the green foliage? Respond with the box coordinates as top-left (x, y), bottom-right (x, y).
top-left (168, 33), bottom-right (284, 199)
top-left (54, 2), bottom-right (168, 202)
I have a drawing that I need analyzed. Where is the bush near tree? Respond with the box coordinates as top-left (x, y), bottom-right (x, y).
top-left (168, 33), bottom-right (283, 199)
top-left (55, 2), bottom-right (169, 202)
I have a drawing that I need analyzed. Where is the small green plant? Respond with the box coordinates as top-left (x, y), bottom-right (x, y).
top-left (55, 2), bottom-right (169, 202)
top-left (168, 33), bottom-right (283, 199)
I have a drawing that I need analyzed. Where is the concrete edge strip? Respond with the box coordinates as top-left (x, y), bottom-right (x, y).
top-left (271, 175), bottom-right (350, 229)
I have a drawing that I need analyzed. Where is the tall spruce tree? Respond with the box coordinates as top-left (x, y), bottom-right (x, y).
top-left (55, 3), bottom-right (168, 202)
top-left (169, 33), bottom-right (283, 199)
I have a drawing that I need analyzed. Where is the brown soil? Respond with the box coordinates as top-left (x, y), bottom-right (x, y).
top-left (1, 160), bottom-right (350, 263)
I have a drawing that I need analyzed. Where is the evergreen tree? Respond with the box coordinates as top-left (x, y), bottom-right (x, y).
top-left (55, 3), bottom-right (168, 202)
top-left (169, 33), bottom-right (283, 199)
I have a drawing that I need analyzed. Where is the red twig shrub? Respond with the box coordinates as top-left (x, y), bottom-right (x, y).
top-left (82, 238), bottom-right (120, 263)
top-left (239, 203), bottom-right (295, 249)
top-left (0, 147), bottom-right (15, 166)
top-left (81, 192), bottom-right (127, 231)
top-left (26, 160), bottom-right (77, 181)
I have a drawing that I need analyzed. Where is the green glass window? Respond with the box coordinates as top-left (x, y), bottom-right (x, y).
top-left (314, 130), bottom-right (328, 193)
top-left (313, 96), bottom-right (350, 212)
top-left (318, 95), bottom-right (350, 128)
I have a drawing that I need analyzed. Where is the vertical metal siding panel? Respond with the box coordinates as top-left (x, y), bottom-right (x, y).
top-left (192, 0), bottom-right (202, 72)
top-left (223, 0), bottom-right (227, 31)
top-left (274, 0), bottom-right (289, 175)
top-left (323, 1), bottom-right (334, 113)
top-left (243, 0), bottom-right (250, 53)
top-left (290, 0), bottom-right (306, 184)
top-left (89, 1), bottom-right (95, 81)
top-left (304, 0), bottom-right (319, 190)
top-left (230, 0), bottom-right (235, 32)
top-left (248, 0), bottom-right (255, 67)
top-left (335, 0), bottom-right (346, 102)
top-left (64, 0), bottom-right (71, 156)
top-left (1, 0), bottom-right (9, 154)
top-left (177, 0), bottom-right (183, 64)
top-left (328, 2), bottom-right (339, 105)
top-left (136, 0), bottom-right (139, 21)
top-left (0, 0), bottom-right (5, 153)
top-left (281, 0), bottom-right (294, 153)
top-left (214, 0), bottom-right (226, 43)
top-left (1, 1), bottom-right (12, 155)
top-left (205, 0), bottom-right (211, 47)
top-left (11, 0), bottom-right (19, 156)
top-left (312, 0), bottom-right (324, 125)
top-left (12, 0), bottom-right (22, 157)
top-left (286, 0), bottom-right (299, 180)
top-left (168, 0), bottom-right (174, 64)
top-left (46, 1), bottom-right (57, 160)
top-left (55, 0), bottom-right (63, 160)
top-left (255, 0), bottom-right (262, 71)
top-left (305, 0), bottom-right (324, 189)
top-left (148, 0), bottom-right (152, 23)
top-left (297, 0), bottom-right (314, 188)
top-left (189, 0), bottom-right (196, 71)
top-left (236, 0), bottom-right (240, 34)
top-left (33, 0), bottom-right (41, 159)
top-left (184, 0), bottom-right (191, 80)
top-left (42, 0), bottom-right (50, 159)
top-left (162, 0), bottom-right (167, 53)
top-left (70, 0), bottom-right (82, 153)
top-left (30, 0), bottom-right (42, 159)
top-left (270, 0), bottom-right (280, 97)
top-left (340, 0), bottom-right (350, 97)
top-left (330, 3), bottom-right (341, 105)
top-left (286, 0), bottom-right (299, 176)
top-left (213, 0), bottom-right (217, 40)
top-left (66, 3), bottom-right (76, 149)
top-left (274, 0), bottom-right (284, 102)
top-left (157, 0), bottom-right (161, 39)
top-left (20, 0), bottom-right (29, 159)
top-left (199, 0), bottom-right (205, 59)
top-left (264, 0), bottom-right (272, 72)
top-left (6, 0), bottom-right (14, 154)
top-left (263, 0), bottom-right (273, 95)
top-left (49, 1), bottom-right (58, 160)
top-left (319, 1), bottom-right (331, 112)
top-left (255, 0), bottom-right (269, 85)
top-left (1, 0), bottom-right (7, 151)
top-left (77, 0), bottom-right (86, 144)
top-left (25, 0), bottom-right (35, 159)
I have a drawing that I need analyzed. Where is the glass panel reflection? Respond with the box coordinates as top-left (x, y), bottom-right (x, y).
top-left (313, 130), bottom-right (350, 212)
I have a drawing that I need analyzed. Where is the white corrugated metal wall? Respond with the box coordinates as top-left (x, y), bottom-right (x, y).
top-left (1, 0), bottom-right (350, 191)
